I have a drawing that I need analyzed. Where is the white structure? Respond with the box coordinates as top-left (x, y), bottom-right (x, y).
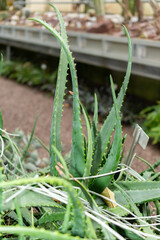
top-left (16, 0), bottom-right (155, 14)
top-left (25, 0), bottom-right (79, 12)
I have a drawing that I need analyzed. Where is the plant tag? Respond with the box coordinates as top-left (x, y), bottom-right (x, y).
top-left (133, 124), bottom-right (149, 150)
top-left (101, 187), bottom-right (117, 208)
top-left (138, 129), bottom-right (149, 150)
top-left (124, 124), bottom-right (149, 167)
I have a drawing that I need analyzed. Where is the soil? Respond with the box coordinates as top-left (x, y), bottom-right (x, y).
top-left (0, 77), bottom-right (159, 173)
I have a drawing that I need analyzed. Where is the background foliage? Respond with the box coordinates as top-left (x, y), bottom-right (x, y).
top-left (140, 101), bottom-right (160, 144)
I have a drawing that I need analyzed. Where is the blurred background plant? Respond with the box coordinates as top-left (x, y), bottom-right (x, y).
top-left (0, 0), bottom-right (7, 11)
top-left (149, 0), bottom-right (160, 33)
top-left (116, 0), bottom-right (143, 22)
top-left (140, 101), bottom-right (160, 144)
top-left (2, 60), bottom-right (57, 90)
top-left (93, 0), bottom-right (105, 21)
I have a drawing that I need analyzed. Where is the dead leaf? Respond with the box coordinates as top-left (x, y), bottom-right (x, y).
top-left (101, 187), bottom-right (117, 208)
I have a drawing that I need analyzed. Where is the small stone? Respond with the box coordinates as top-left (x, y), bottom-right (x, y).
top-left (86, 19), bottom-right (114, 33)
top-left (76, 21), bottom-right (82, 29)
top-left (142, 27), bottom-right (157, 39)
top-left (88, 9), bottom-right (96, 17)
top-left (11, 15), bottom-right (19, 21)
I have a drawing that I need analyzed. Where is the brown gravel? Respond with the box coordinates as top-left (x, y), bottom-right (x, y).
top-left (0, 77), bottom-right (159, 172)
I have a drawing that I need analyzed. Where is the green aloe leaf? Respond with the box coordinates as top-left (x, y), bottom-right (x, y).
top-left (81, 103), bottom-right (93, 179)
top-left (61, 198), bottom-right (72, 233)
top-left (112, 181), bottom-right (160, 205)
top-left (85, 216), bottom-right (97, 239)
top-left (0, 176), bottom-right (85, 238)
top-left (14, 198), bottom-right (25, 240)
top-left (31, 8), bottom-right (84, 178)
top-left (0, 226), bottom-right (86, 240)
top-left (119, 228), bottom-right (144, 240)
top-left (91, 93), bottom-right (98, 143)
top-left (91, 76), bottom-right (122, 193)
top-left (3, 190), bottom-right (62, 211)
top-left (49, 5), bottom-right (69, 176)
top-left (113, 182), bottom-right (154, 239)
top-left (39, 210), bottom-right (65, 224)
top-left (91, 26), bottom-right (132, 176)
top-left (70, 177), bottom-right (115, 239)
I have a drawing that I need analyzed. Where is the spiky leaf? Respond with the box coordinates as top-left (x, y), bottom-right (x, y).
top-left (91, 26), bottom-right (132, 176)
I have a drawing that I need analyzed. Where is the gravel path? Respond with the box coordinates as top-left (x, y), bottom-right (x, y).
top-left (0, 77), bottom-right (159, 172)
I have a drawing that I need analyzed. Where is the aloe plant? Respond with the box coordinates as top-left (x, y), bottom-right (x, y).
top-left (30, 7), bottom-right (132, 183)
top-left (0, 5), bottom-right (160, 240)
